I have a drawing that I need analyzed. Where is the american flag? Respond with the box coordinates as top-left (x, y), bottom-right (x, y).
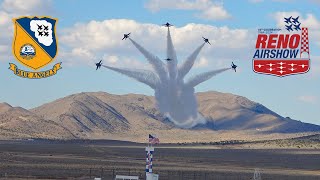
top-left (149, 134), bottom-right (160, 144)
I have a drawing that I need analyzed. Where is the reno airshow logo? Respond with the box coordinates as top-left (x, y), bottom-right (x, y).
top-left (253, 16), bottom-right (310, 77)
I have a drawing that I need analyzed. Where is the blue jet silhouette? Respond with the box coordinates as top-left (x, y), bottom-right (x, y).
top-left (231, 62), bottom-right (237, 72)
top-left (285, 24), bottom-right (293, 32)
top-left (95, 60), bottom-right (102, 70)
top-left (284, 16), bottom-right (292, 24)
top-left (122, 33), bottom-right (131, 40)
top-left (163, 22), bottom-right (173, 27)
top-left (292, 16), bottom-right (300, 24)
top-left (294, 23), bottom-right (301, 31)
top-left (202, 37), bottom-right (211, 45)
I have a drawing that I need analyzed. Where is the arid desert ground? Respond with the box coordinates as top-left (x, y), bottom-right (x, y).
top-left (0, 138), bottom-right (319, 180)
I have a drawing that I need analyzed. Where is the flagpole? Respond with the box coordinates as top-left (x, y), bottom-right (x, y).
top-left (148, 134), bottom-right (150, 147)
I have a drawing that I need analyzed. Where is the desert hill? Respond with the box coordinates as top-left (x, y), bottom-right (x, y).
top-left (0, 91), bottom-right (319, 142)
top-left (0, 103), bottom-right (74, 139)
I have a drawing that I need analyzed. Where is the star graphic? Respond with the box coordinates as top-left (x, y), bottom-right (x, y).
top-left (267, 63), bottom-right (275, 67)
top-left (299, 64), bottom-right (308, 68)
top-left (289, 63), bottom-right (297, 67)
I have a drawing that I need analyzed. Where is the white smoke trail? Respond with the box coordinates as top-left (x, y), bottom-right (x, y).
top-left (129, 38), bottom-right (168, 82)
top-left (102, 28), bottom-right (232, 128)
top-left (166, 112), bottom-right (206, 129)
top-left (185, 68), bottom-right (231, 87)
top-left (178, 43), bottom-right (205, 80)
top-left (166, 28), bottom-right (178, 80)
top-left (165, 28), bottom-right (179, 120)
top-left (102, 65), bottom-right (159, 89)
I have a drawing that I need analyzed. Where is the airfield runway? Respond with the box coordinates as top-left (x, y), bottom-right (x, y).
top-left (0, 140), bottom-right (319, 180)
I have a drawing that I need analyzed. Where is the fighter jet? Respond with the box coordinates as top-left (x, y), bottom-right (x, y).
top-left (164, 58), bottom-right (172, 61)
top-left (44, 25), bottom-right (49, 31)
top-left (202, 37), bottom-right (211, 45)
top-left (163, 22), bottom-right (173, 27)
top-left (95, 60), bottom-right (102, 70)
top-left (38, 30), bottom-right (43, 36)
top-left (122, 33), bottom-right (131, 40)
top-left (231, 62), bottom-right (237, 72)
top-left (285, 24), bottom-right (293, 32)
top-left (294, 23), bottom-right (301, 31)
top-left (284, 16), bottom-right (292, 24)
top-left (292, 16), bottom-right (300, 24)
top-left (37, 24), bottom-right (42, 30)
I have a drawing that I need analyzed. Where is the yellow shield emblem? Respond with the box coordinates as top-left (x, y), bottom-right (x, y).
top-left (12, 16), bottom-right (58, 70)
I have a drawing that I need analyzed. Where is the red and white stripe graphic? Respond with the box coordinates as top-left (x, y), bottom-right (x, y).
top-left (300, 27), bottom-right (309, 58)
top-left (253, 60), bottom-right (309, 77)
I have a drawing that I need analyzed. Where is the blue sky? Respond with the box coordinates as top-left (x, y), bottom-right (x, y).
top-left (0, 0), bottom-right (319, 125)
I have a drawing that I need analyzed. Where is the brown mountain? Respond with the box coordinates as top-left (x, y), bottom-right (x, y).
top-left (31, 92), bottom-right (172, 140)
top-left (0, 91), bottom-right (319, 142)
top-left (0, 103), bottom-right (74, 139)
top-left (30, 91), bottom-right (320, 142)
top-left (196, 92), bottom-right (320, 133)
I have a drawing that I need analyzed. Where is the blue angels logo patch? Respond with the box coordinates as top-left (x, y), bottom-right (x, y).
top-left (9, 16), bottom-right (61, 79)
